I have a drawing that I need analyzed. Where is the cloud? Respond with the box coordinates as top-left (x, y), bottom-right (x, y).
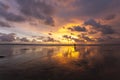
top-left (0, 21), bottom-right (11, 27)
top-left (43, 37), bottom-right (59, 42)
top-left (56, 0), bottom-right (120, 24)
top-left (100, 26), bottom-right (115, 34)
top-left (36, 36), bottom-right (45, 40)
top-left (0, 1), bottom-right (9, 9)
top-left (84, 19), bottom-right (99, 27)
top-left (71, 38), bottom-right (83, 42)
top-left (0, 32), bottom-right (5, 35)
top-left (81, 36), bottom-right (93, 42)
top-left (63, 35), bottom-right (72, 39)
top-left (20, 37), bottom-right (30, 42)
top-left (95, 36), bottom-right (114, 42)
top-left (0, 33), bottom-right (16, 42)
top-left (0, 32), bottom-right (31, 42)
top-left (84, 19), bottom-right (115, 34)
top-left (103, 14), bottom-right (116, 20)
top-left (16, 0), bottom-right (55, 26)
top-left (3, 13), bottom-right (25, 22)
top-left (48, 33), bottom-right (52, 35)
top-left (0, 1), bottom-right (25, 22)
top-left (72, 0), bottom-right (113, 16)
top-left (32, 35), bottom-right (60, 42)
top-left (63, 35), bottom-right (88, 42)
top-left (62, 35), bottom-right (79, 42)
top-left (77, 34), bottom-right (94, 42)
top-left (44, 17), bottom-right (54, 26)
top-left (68, 25), bottom-right (87, 32)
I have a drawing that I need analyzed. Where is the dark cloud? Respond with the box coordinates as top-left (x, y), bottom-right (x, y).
top-left (100, 26), bottom-right (115, 34)
top-left (71, 38), bottom-right (83, 42)
top-left (103, 14), bottom-right (116, 20)
top-left (37, 36), bottom-right (45, 40)
top-left (0, 1), bottom-right (9, 9)
top-left (63, 35), bottom-right (79, 42)
top-left (84, 19), bottom-right (115, 34)
top-left (16, 37), bottom-right (31, 42)
top-left (47, 37), bottom-right (55, 42)
top-left (75, 28), bottom-right (118, 42)
top-left (72, 0), bottom-right (113, 17)
top-left (48, 33), bottom-right (52, 35)
top-left (81, 36), bottom-right (93, 42)
top-left (58, 0), bottom-right (120, 22)
top-left (95, 38), bottom-right (104, 42)
top-left (88, 31), bottom-right (97, 34)
top-left (0, 33), bottom-right (16, 42)
top-left (20, 37), bottom-right (30, 42)
top-left (0, 32), bottom-right (31, 42)
top-left (32, 35), bottom-right (59, 42)
top-left (95, 36), bottom-right (114, 42)
top-left (68, 26), bottom-right (87, 32)
top-left (63, 35), bottom-right (86, 42)
top-left (84, 19), bottom-right (101, 28)
top-left (16, 0), bottom-right (55, 26)
top-left (3, 13), bottom-right (25, 22)
top-left (78, 34), bottom-right (94, 42)
top-left (0, 32), bottom-right (5, 35)
top-left (0, 2), bottom-right (25, 22)
top-left (44, 37), bottom-right (59, 42)
top-left (32, 39), bottom-right (37, 42)
top-left (44, 17), bottom-right (55, 26)
top-left (63, 35), bottom-right (72, 40)
top-left (0, 21), bottom-right (11, 27)
top-left (29, 22), bottom-right (38, 26)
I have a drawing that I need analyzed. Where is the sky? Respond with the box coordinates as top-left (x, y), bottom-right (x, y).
top-left (0, 0), bottom-right (120, 43)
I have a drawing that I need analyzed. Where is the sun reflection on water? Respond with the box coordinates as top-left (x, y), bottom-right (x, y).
top-left (0, 45), bottom-right (120, 80)
top-left (50, 46), bottom-right (87, 71)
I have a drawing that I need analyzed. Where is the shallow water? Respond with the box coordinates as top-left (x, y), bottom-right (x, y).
top-left (0, 45), bottom-right (120, 80)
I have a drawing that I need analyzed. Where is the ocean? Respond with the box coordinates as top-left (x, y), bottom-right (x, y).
top-left (0, 45), bottom-right (120, 80)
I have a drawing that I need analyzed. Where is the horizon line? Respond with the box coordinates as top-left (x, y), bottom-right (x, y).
top-left (0, 43), bottom-right (120, 46)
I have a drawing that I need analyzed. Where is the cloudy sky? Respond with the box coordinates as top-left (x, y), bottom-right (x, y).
top-left (0, 0), bottom-right (120, 43)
